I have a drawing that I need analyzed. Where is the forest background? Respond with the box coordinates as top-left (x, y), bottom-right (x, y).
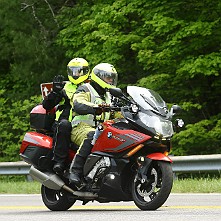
top-left (0, 0), bottom-right (221, 162)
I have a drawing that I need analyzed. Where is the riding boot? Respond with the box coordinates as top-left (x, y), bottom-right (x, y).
top-left (69, 136), bottom-right (94, 185)
top-left (69, 154), bottom-right (85, 185)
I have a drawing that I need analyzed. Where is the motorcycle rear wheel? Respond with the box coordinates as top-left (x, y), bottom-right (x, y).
top-left (41, 185), bottom-right (75, 211)
top-left (132, 161), bottom-right (173, 210)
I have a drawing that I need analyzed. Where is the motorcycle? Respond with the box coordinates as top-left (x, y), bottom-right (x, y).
top-left (20, 85), bottom-right (183, 211)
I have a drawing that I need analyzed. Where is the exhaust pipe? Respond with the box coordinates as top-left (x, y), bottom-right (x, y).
top-left (29, 166), bottom-right (98, 198)
top-left (30, 166), bottom-right (71, 191)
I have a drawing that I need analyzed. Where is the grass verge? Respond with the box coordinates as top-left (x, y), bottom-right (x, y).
top-left (172, 178), bottom-right (221, 193)
top-left (0, 177), bottom-right (221, 194)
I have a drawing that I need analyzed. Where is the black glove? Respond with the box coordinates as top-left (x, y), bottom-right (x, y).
top-left (53, 75), bottom-right (65, 93)
top-left (94, 107), bottom-right (103, 115)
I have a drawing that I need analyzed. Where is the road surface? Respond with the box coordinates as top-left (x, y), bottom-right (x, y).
top-left (0, 193), bottom-right (220, 221)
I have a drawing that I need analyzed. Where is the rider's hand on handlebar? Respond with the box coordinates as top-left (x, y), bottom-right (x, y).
top-left (99, 103), bottom-right (111, 112)
top-left (94, 103), bottom-right (110, 115)
top-left (53, 75), bottom-right (65, 93)
top-left (95, 107), bottom-right (103, 115)
top-left (98, 103), bottom-right (110, 108)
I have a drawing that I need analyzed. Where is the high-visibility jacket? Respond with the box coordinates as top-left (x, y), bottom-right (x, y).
top-left (72, 83), bottom-right (111, 127)
top-left (55, 82), bottom-right (77, 122)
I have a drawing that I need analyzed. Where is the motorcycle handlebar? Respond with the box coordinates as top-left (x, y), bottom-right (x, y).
top-left (93, 106), bottom-right (121, 113)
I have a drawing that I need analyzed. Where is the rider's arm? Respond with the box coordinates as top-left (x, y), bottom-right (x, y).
top-left (42, 91), bottom-right (63, 110)
top-left (72, 85), bottom-right (97, 115)
top-left (42, 75), bottom-right (66, 110)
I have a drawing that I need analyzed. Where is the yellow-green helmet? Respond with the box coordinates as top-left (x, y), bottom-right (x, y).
top-left (91, 63), bottom-right (118, 89)
top-left (67, 58), bottom-right (90, 84)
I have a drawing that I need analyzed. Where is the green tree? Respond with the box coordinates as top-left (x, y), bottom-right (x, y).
top-left (1, 0), bottom-right (221, 161)
top-left (0, 0), bottom-right (67, 161)
top-left (0, 0), bottom-right (67, 100)
top-left (57, 0), bottom-right (221, 155)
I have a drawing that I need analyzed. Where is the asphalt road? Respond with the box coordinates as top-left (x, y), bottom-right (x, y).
top-left (0, 193), bottom-right (221, 221)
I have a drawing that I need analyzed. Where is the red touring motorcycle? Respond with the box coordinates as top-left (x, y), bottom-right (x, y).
top-left (20, 86), bottom-right (183, 211)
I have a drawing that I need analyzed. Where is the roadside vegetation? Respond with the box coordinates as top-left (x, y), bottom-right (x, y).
top-left (0, 175), bottom-right (221, 194)
top-left (172, 177), bottom-right (221, 193)
top-left (1, 1), bottom-right (221, 162)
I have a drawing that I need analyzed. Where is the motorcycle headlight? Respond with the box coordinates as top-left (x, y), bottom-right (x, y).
top-left (139, 113), bottom-right (174, 137)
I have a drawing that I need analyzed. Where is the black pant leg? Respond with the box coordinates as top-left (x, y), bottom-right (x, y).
top-left (52, 119), bottom-right (72, 164)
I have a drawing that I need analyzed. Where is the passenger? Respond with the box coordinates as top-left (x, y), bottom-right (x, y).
top-left (42, 58), bottom-right (90, 173)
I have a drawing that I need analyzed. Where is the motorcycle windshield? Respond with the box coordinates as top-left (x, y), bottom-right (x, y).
top-left (127, 86), bottom-right (173, 137)
top-left (127, 86), bottom-right (168, 116)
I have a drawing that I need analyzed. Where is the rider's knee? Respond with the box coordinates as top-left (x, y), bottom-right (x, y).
top-left (58, 119), bottom-right (72, 132)
top-left (87, 131), bottom-right (95, 140)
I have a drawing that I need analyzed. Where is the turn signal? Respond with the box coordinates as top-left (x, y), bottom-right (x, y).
top-left (124, 144), bottom-right (144, 158)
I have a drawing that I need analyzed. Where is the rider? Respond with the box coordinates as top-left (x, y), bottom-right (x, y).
top-left (69, 63), bottom-right (119, 185)
top-left (42, 58), bottom-right (90, 174)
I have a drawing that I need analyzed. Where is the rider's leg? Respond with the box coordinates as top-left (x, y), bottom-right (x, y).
top-left (69, 125), bottom-right (95, 185)
top-left (52, 119), bottom-right (72, 173)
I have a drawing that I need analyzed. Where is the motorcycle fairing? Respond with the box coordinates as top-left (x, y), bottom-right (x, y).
top-left (91, 125), bottom-right (151, 153)
top-left (146, 152), bottom-right (172, 163)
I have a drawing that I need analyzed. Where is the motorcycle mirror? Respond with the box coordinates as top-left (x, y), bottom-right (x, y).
top-left (109, 87), bottom-right (135, 104)
top-left (109, 88), bottom-right (124, 98)
top-left (170, 104), bottom-right (182, 115)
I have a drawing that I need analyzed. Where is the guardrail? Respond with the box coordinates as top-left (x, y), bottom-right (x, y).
top-left (0, 154), bottom-right (221, 176)
top-left (0, 161), bottom-right (30, 175)
top-left (171, 154), bottom-right (221, 173)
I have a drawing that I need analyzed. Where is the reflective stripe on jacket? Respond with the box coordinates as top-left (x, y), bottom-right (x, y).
top-left (72, 83), bottom-right (111, 127)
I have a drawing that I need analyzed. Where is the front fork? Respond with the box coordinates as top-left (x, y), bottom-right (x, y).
top-left (136, 153), bottom-right (172, 183)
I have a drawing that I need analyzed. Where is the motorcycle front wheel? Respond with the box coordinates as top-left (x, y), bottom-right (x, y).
top-left (132, 160), bottom-right (173, 210)
top-left (41, 185), bottom-right (75, 211)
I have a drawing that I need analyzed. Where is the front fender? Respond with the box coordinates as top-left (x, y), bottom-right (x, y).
top-left (146, 153), bottom-right (172, 163)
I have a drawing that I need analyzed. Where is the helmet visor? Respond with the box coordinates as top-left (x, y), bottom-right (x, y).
top-left (95, 70), bottom-right (118, 86)
top-left (67, 66), bottom-right (89, 79)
